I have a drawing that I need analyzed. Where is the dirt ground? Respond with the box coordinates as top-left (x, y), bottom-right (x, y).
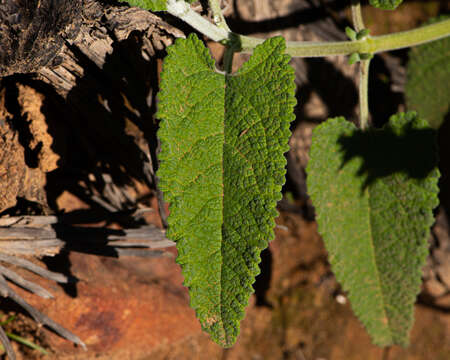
top-left (0, 1), bottom-right (449, 359)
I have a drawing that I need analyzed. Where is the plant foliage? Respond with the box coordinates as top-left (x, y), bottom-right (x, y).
top-left (116, 0), bottom-right (450, 350)
top-left (369, 0), bottom-right (403, 10)
top-left (306, 112), bottom-right (439, 346)
top-left (156, 34), bottom-right (296, 347)
top-left (119, 0), bottom-right (196, 11)
top-left (406, 17), bottom-right (450, 129)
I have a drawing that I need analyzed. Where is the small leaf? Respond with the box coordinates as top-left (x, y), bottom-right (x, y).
top-left (157, 34), bottom-right (296, 347)
top-left (349, 52), bottom-right (361, 65)
top-left (346, 27), bottom-right (357, 41)
top-left (405, 16), bottom-right (450, 129)
top-left (307, 112), bottom-right (439, 346)
top-left (360, 53), bottom-right (374, 61)
top-left (369, 0), bottom-right (403, 10)
top-left (356, 29), bottom-right (370, 40)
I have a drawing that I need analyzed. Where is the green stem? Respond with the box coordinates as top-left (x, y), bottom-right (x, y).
top-left (223, 46), bottom-right (235, 74)
top-left (167, 1), bottom-right (449, 57)
top-left (369, 21), bottom-right (450, 53)
top-left (209, 0), bottom-right (233, 73)
top-left (166, 1), bottom-right (450, 57)
top-left (208, 0), bottom-right (230, 31)
top-left (359, 59), bottom-right (371, 130)
top-left (351, 1), bottom-right (365, 32)
top-left (351, 1), bottom-right (370, 129)
top-left (239, 19), bottom-right (450, 56)
top-left (166, 0), bottom-right (228, 42)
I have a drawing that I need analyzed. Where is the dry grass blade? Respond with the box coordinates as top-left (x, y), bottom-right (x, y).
top-left (116, 249), bottom-right (171, 257)
top-left (0, 325), bottom-right (16, 360)
top-left (0, 254), bottom-right (68, 283)
top-left (111, 240), bottom-right (174, 248)
top-left (0, 265), bottom-right (53, 299)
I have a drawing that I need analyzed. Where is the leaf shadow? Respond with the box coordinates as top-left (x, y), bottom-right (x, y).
top-left (337, 122), bottom-right (438, 191)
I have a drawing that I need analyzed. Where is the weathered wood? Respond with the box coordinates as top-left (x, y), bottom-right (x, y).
top-left (0, 221), bottom-right (174, 256)
top-left (0, 253), bottom-right (68, 282)
top-left (0, 240), bottom-right (63, 256)
top-left (1, 0), bottom-right (182, 223)
top-left (0, 264), bottom-right (54, 298)
top-left (0, 0), bottom-right (83, 77)
top-left (0, 215), bottom-right (59, 227)
top-left (36, 0), bottom-right (184, 97)
top-left (34, 0), bottom-right (182, 225)
top-left (0, 2), bottom-right (182, 357)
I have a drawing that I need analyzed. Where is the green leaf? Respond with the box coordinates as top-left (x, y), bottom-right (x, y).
top-left (346, 27), bottom-right (357, 41)
top-left (356, 29), bottom-right (370, 40)
top-left (369, 0), bottom-right (403, 10)
top-left (405, 16), bottom-right (450, 129)
top-left (157, 34), bottom-right (296, 347)
top-left (119, 0), bottom-right (167, 11)
top-left (119, 0), bottom-right (197, 11)
top-left (306, 112), bottom-right (439, 346)
top-left (5, 332), bottom-right (48, 355)
top-left (349, 52), bottom-right (361, 65)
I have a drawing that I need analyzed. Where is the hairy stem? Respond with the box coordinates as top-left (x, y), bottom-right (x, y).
top-left (351, 1), bottom-right (370, 129)
top-left (359, 59), bottom-right (371, 129)
top-left (351, 0), bottom-right (365, 32)
top-left (166, 0), bottom-right (228, 42)
top-left (209, 0), bottom-right (233, 72)
top-left (167, 1), bottom-right (450, 58)
top-left (208, 0), bottom-right (230, 31)
top-left (240, 19), bottom-right (450, 56)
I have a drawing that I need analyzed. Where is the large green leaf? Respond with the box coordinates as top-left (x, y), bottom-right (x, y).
top-left (406, 16), bottom-right (450, 129)
top-left (306, 112), bottom-right (439, 346)
top-left (369, 0), bottom-right (403, 10)
top-left (157, 34), bottom-right (296, 347)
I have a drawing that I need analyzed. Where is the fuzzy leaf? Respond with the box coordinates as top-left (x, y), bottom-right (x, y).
top-left (405, 16), bottom-right (450, 129)
top-left (157, 34), bottom-right (296, 347)
top-left (369, 0), bottom-right (403, 10)
top-left (119, 0), bottom-right (196, 11)
top-left (306, 112), bottom-right (439, 346)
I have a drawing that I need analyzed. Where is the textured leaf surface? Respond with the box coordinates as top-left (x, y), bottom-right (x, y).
top-left (120, 0), bottom-right (167, 11)
top-left (406, 16), bottom-right (450, 129)
top-left (157, 34), bottom-right (296, 347)
top-left (120, 0), bottom-right (196, 11)
top-left (306, 112), bottom-right (439, 346)
top-left (369, 0), bottom-right (402, 10)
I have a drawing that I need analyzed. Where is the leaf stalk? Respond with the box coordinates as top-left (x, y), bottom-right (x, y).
top-left (351, 1), bottom-right (371, 129)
